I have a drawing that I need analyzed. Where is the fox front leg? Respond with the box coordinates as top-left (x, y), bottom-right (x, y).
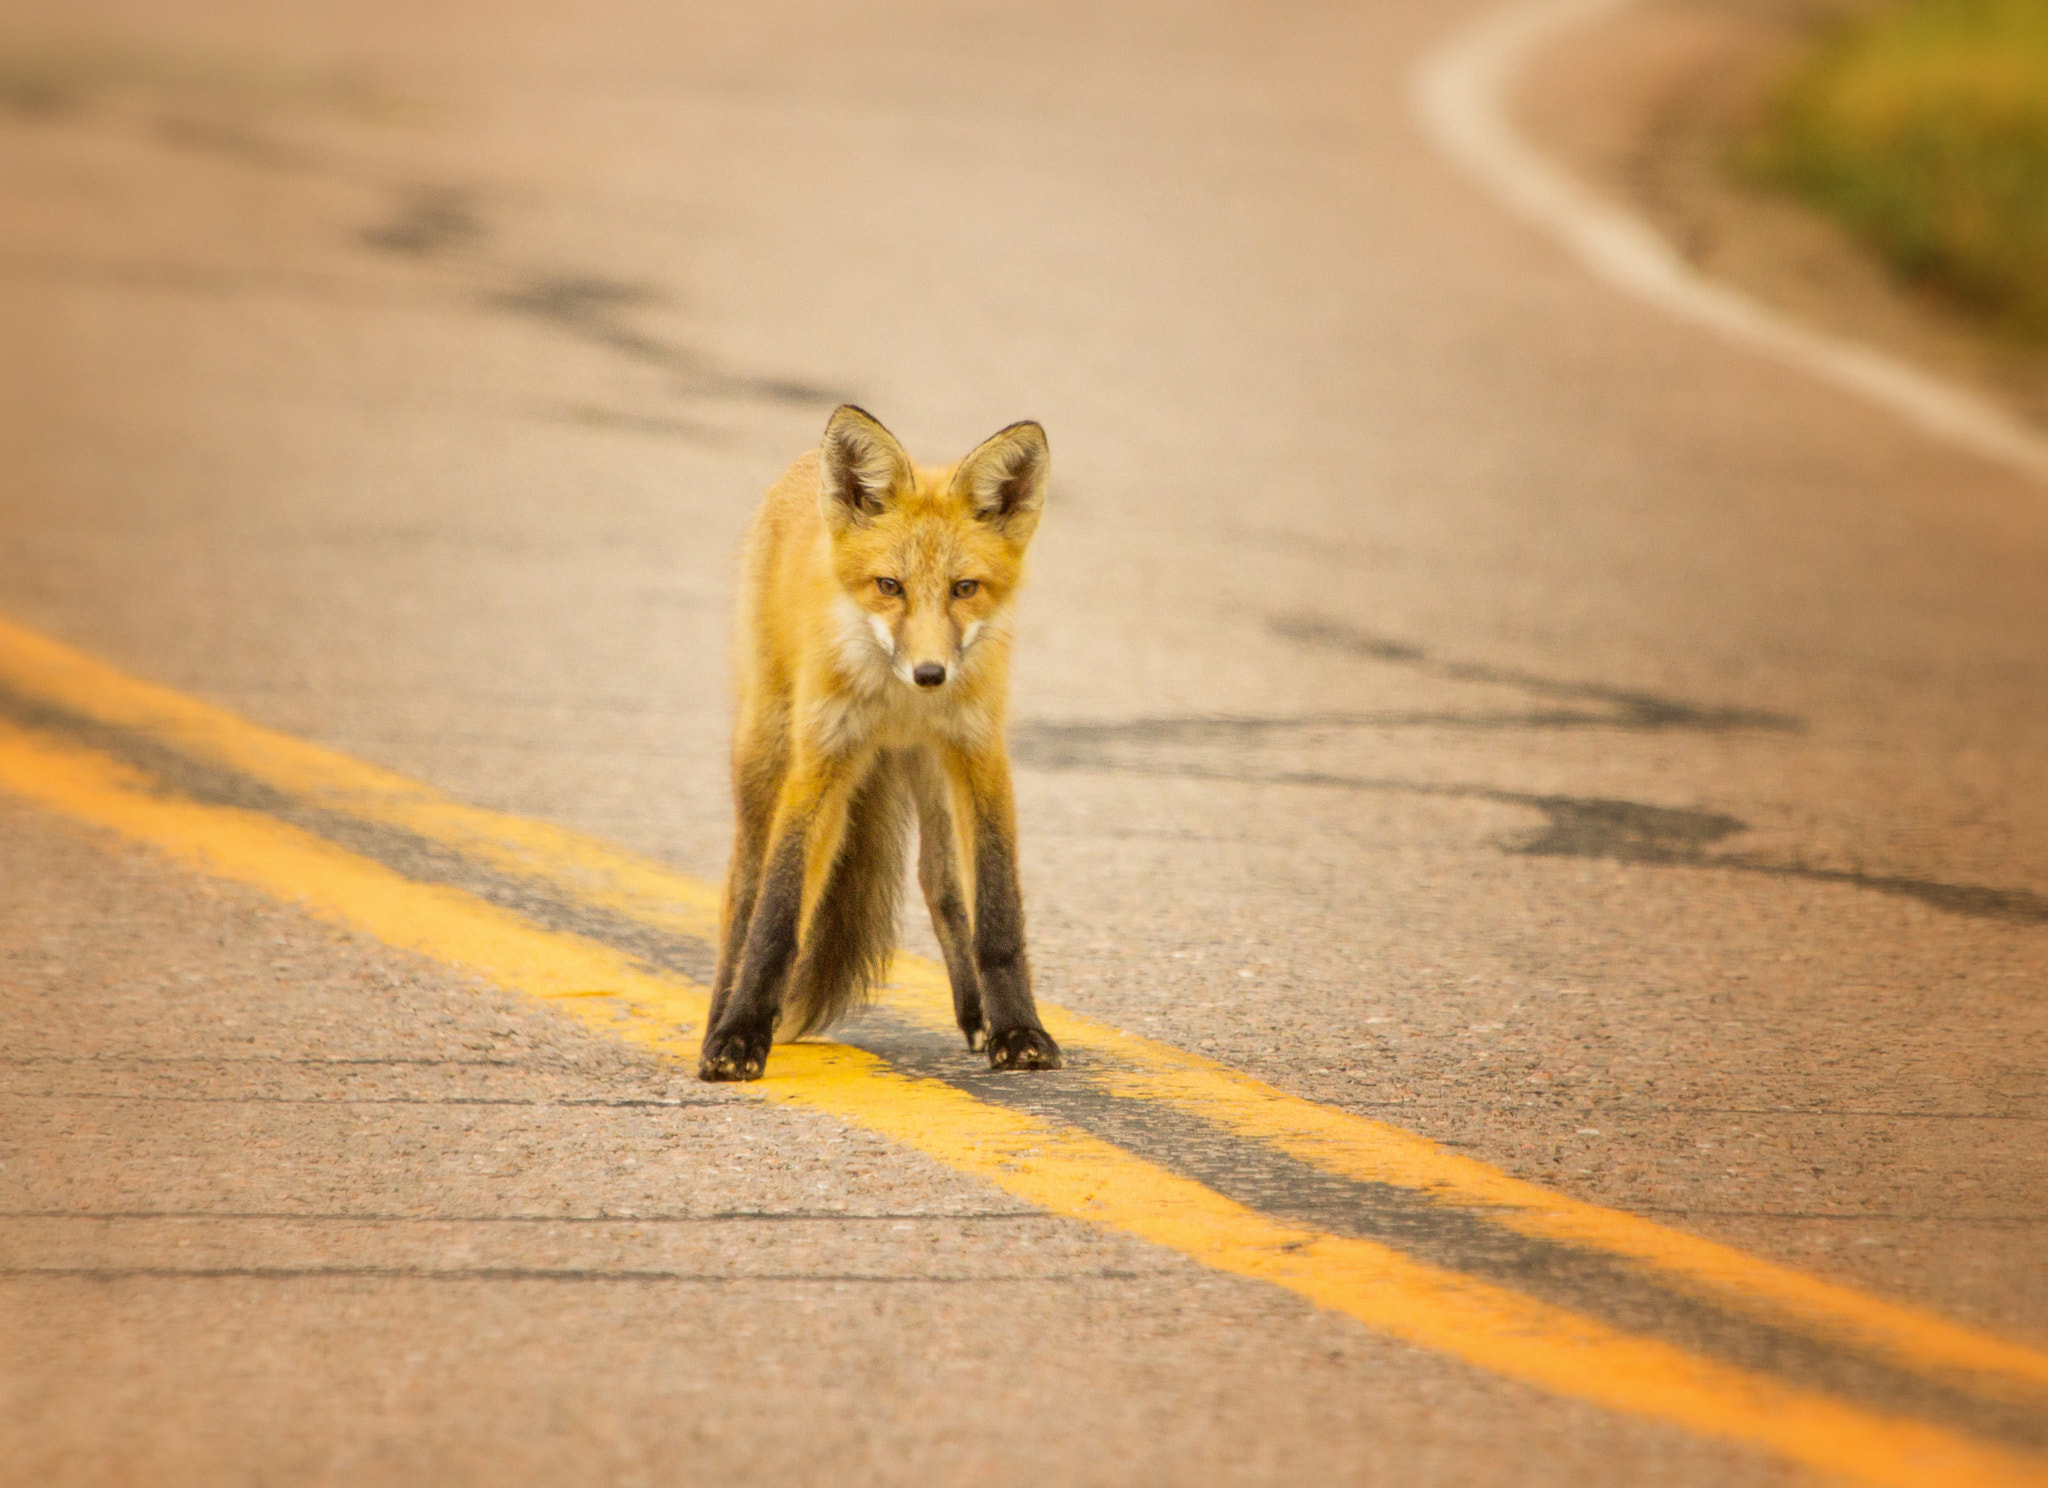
top-left (911, 750), bottom-right (985, 1051)
top-left (949, 746), bottom-right (1060, 1071)
top-left (697, 825), bottom-right (802, 1081)
top-left (699, 762), bottom-right (857, 1081)
top-left (707, 736), bottom-right (781, 1034)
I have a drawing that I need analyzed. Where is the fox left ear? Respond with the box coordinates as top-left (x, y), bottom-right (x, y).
top-left (952, 421), bottom-right (1048, 541)
top-left (820, 405), bottom-right (913, 532)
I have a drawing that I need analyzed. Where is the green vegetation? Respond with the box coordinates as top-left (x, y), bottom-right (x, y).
top-left (1742, 0), bottom-right (2048, 341)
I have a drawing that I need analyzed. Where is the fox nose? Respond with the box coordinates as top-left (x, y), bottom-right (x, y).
top-left (912, 662), bottom-right (947, 689)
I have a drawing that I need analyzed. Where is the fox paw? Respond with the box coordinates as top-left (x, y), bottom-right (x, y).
top-left (986, 1026), bottom-right (1061, 1071)
top-left (698, 1025), bottom-right (772, 1082)
top-left (959, 1017), bottom-right (987, 1052)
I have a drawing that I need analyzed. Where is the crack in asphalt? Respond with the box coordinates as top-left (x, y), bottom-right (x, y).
top-left (1268, 614), bottom-right (1804, 733)
top-left (1006, 744), bottom-right (2048, 928)
top-left (358, 185), bottom-right (484, 256)
top-left (2, 90), bottom-right (845, 419)
top-left (486, 274), bottom-right (840, 406)
top-left (1007, 622), bottom-right (2045, 927)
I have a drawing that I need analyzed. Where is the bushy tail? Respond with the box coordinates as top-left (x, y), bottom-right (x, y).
top-left (778, 755), bottom-right (912, 1039)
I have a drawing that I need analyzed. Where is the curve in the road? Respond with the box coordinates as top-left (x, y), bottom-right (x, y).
top-left (1414, 0), bottom-right (2048, 486)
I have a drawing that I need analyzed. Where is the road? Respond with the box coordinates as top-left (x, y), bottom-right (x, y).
top-left (0, 0), bottom-right (2044, 1483)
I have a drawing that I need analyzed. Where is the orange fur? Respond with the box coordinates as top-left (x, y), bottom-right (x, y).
top-left (700, 407), bottom-right (1060, 1080)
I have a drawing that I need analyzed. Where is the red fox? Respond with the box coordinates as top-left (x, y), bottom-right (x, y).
top-left (698, 406), bottom-right (1062, 1081)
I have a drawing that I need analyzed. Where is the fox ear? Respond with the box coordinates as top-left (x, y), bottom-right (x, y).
top-left (819, 405), bottom-right (912, 531)
top-left (952, 421), bottom-right (1048, 541)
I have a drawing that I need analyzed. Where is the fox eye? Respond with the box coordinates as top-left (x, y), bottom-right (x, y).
top-left (952, 579), bottom-right (979, 598)
top-left (875, 577), bottom-right (903, 597)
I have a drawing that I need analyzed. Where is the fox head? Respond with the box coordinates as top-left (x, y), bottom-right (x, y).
top-left (819, 405), bottom-right (1047, 693)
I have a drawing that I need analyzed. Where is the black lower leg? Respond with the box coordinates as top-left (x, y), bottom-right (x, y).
top-left (971, 816), bottom-right (1059, 1071)
top-left (919, 842), bottom-right (983, 1049)
top-left (932, 889), bottom-right (983, 1050)
top-left (706, 876), bottom-right (758, 1031)
top-left (915, 756), bottom-right (984, 1051)
top-left (699, 831), bottom-right (804, 1082)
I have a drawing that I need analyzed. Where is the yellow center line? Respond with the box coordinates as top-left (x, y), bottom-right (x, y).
top-left (1, 716), bottom-right (2043, 1487)
top-left (2, 614), bottom-right (2041, 1411)
top-left (877, 961), bottom-right (2048, 1408)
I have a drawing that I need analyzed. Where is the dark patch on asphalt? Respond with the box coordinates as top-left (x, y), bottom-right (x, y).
top-left (360, 186), bottom-right (483, 256)
top-left (840, 1006), bottom-right (2048, 1451)
top-left (493, 274), bottom-right (657, 327)
top-left (0, 63), bottom-right (80, 118)
top-left (154, 112), bottom-right (314, 170)
top-left (1506, 794), bottom-right (1748, 860)
top-left (1270, 615), bottom-right (1804, 733)
top-left (488, 274), bottom-right (839, 406)
top-left (1450, 785), bottom-right (2045, 923)
top-left (1007, 740), bottom-right (2048, 927)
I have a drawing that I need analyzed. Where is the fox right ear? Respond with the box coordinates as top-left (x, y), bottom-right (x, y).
top-left (819, 405), bottom-right (912, 531)
top-left (951, 420), bottom-right (1048, 543)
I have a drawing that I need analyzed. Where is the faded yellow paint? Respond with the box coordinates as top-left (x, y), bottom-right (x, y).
top-left (0, 616), bottom-right (725, 942)
top-left (878, 957), bottom-right (2048, 1407)
top-left (3, 720), bottom-right (2044, 1485)
top-left (2, 616), bottom-right (2046, 1458)
top-left (0, 718), bottom-right (711, 1058)
top-left (4, 614), bottom-right (2047, 1403)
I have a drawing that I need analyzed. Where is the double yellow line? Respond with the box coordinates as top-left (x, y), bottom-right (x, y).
top-left (1, 615), bottom-right (2043, 1487)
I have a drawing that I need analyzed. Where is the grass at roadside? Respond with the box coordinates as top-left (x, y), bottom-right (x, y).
top-left (1740, 0), bottom-right (2048, 342)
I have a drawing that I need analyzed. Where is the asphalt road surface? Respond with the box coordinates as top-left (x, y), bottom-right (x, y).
top-left (1, 0), bottom-right (2044, 1484)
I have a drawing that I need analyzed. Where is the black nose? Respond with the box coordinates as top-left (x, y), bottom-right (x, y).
top-left (913, 663), bottom-right (947, 689)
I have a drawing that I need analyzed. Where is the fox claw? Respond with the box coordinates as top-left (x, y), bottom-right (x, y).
top-left (986, 1026), bottom-right (1061, 1071)
top-left (698, 1026), bottom-right (772, 1082)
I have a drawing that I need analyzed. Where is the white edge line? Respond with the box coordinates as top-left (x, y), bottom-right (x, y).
top-left (1413, 0), bottom-right (2048, 486)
